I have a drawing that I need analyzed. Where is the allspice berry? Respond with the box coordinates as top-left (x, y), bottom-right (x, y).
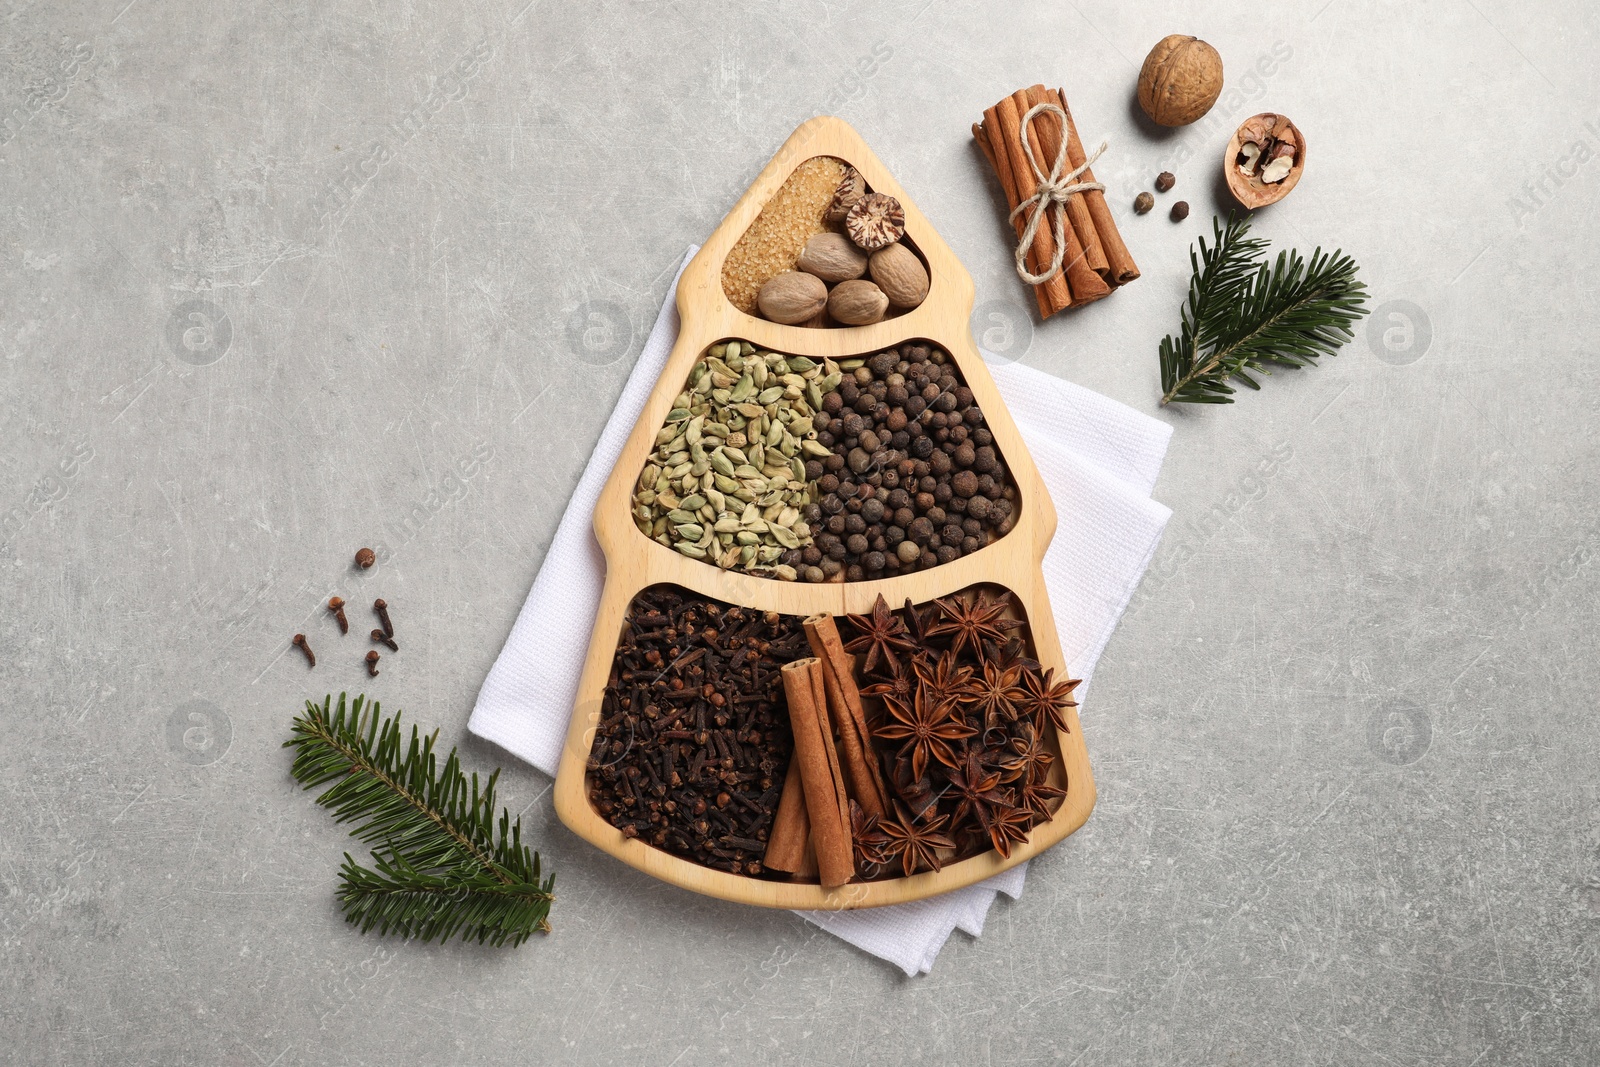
top-left (354, 547), bottom-right (376, 569)
top-left (1155, 171), bottom-right (1176, 192)
top-left (1133, 191), bottom-right (1154, 215)
top-left (1170, 201), bottom-right (1190, 221)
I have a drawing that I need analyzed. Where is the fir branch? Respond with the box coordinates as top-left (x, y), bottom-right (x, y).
top-left (286, 694), bottom-right (554, 946)
top-left (1160, 214), bottom-right (1370, 405)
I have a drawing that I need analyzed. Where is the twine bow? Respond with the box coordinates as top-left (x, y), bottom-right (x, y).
top-left (1008, 102), bottom-right (1107, 286)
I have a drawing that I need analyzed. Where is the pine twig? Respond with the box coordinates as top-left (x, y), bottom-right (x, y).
top-left (286, 694), bottom-right (554, 946)
top-left (1159, 213), bottom-right (1370, 406)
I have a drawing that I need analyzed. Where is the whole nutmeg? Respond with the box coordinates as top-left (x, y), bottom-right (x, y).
top-left (867, 243), bottom-right (929, 309)
top-left (757, 271), bottom-right (828, 324)
top-left (1133, 191), bottom-right (1154, 215)
top-left (844, 193), bottom-right (905, 251)
top-left (827, 279), bottom-right (890, 326)
top-left (796, 231), bottom-right (868, 284)
top-left (1137, 34), bottom-right (1224, 127)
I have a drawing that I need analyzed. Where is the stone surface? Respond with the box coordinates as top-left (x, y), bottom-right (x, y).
top-left (2, 1), bottom-right (1597, 1063)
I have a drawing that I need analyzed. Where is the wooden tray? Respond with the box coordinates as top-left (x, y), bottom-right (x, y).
top-left (552, 117), bottom-right (1096, 909)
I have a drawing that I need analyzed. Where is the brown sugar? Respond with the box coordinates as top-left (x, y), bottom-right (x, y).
top-left (721, 156), bottom-right (846, 315)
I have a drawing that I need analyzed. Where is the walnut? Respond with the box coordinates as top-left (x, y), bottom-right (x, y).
top-left (825, 166), bottom-right (866, 226)
top-left (1136, 35), bottom-right (1224, 127)
top-left (844, 193), bottom-right (905, 252)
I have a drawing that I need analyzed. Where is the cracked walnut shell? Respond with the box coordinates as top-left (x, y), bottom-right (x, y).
top-left (845, 193), bottom-right (905, 251)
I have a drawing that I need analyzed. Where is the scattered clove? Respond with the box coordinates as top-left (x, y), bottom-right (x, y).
top-left (327, 596), bottom-right (348, 634)
top-left (366, 650), bottom-right (380, 676)
top-left (373, 598), bottom-right (393, 638)
top-left (371, 629), bottom-right (398, 652)
top-left (292, 633), bottom-right (316, 667)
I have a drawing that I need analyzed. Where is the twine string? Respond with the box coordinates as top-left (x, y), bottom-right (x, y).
top-left (1008, 102), bottom-right (1107, 286)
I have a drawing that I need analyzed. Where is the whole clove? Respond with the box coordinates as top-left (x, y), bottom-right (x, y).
top-left (586, 585), bottom-right (810, 875)
top-left (328, 596), bottom-right (348, 634)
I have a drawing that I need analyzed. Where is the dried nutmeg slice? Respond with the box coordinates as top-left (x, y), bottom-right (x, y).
top-left (845, 193), bottom-right (905, 251)
top-left (825, 165), bottom-right (867, 226)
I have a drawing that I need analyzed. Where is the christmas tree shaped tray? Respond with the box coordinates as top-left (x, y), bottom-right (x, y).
top-left (553, 117), bottom-right (1095, 909)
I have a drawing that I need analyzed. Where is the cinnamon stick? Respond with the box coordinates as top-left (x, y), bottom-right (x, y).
top-left (780, 658), bottom-right (853, 887)
top-left (804, 614), bottom-right (890, 819)
top-left (978, 109), bottom-right (1058, 318)
top-left (973, 122), bottom-right (1051, 320)
top-left (1056, 87), bottom-right (1139, 284)
top-left (762, 755), bottom-right (811, 875)
top-left (1012, 90), bottom-right (1109, 305)
top-left (1025, 85), bottom-right (1108, 281)
top-left (994, 95), bottom-right (1075, 316)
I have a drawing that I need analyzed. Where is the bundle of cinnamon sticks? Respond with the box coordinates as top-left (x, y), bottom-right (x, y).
top-left (765, 614), bottom-right (890, 887)
top-left (973, 85), bottom-right (1139, 319)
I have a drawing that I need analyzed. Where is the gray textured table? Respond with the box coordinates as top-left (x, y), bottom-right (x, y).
top-left (3, 1), bottom-right (1596, 1063)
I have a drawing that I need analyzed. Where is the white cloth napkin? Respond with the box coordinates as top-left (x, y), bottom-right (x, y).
top-left (470, 248), bottom-right (1172, 974)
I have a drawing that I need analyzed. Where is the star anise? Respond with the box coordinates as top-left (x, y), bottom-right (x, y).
top-left (1018, 779), bottom-right (1067, 822)
top-left (1002, 722), bottom-right (1055, 785)
top-left (860, 655), bottom-right (918, 705)
top-left (902, 596), bottom-right (935, 644)
top-left (980, 634), bottom-right (1038, 674)
top-left (879, 803), bottom-right (957, 877)
top-left (944, 749), bottom-right (1011, 831)
top-left (912, 649), bottom-right (974, 712)
top-left (883, 749), bottom-right (938, 821)
top-left (875, 687), bottom-right (976, 781)
top-left (843, 594), bottom-right (918, 676)
top-left (986, 802), bottom-right (1035, 858)
top-left (1018, 666), bottom-right (1081, 733)
top-left (850, 799), bottom-right (893, 874)
top-left (965, 659), bottom-right (1026, 727)
top-left (929, 590), bottom-right (1021, 660)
